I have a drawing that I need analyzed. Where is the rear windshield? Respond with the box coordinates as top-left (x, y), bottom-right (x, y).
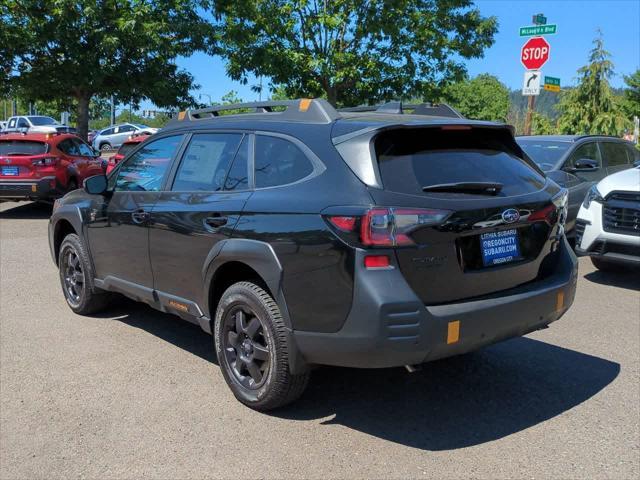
top-left (0, 140), bottom-right (48, 155)
top-left (516, 139), bottom-right (571, 171)
top-left (117, 142), bottom-right (138, 157)
top-left (28, 116), bottom-right (57, 126)
top-left (375, 128), bottom-right (545, 197)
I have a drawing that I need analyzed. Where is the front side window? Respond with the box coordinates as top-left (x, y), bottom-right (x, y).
top-left (565, 143), bottom-right (601, 169)
top-left (600, 142), bottom-right (630, 167)
top-left (17, 118), bottom-right (29, 128)
top-left (254, 135), bottom-right (314, 188)
top-left (119, 125), bottom-right (135, 133)
top-left (73, 139), bottom-right (95, 156)
top-left (58, 139), bottom-right (81, 156)
top-left (172, 133), bottom-right (243, 192)
top-left (114, 135), bottom-right (183, 192)
top-left (224, 135), bottom-right (249, 191)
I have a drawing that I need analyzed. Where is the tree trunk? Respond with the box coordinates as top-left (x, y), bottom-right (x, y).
top-left (75, 92), bottom-right (91, 141)
top-left (325, 84), bottom-right (338, 107)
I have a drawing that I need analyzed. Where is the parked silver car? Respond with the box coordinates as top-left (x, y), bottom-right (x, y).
top-left (92, 123), bottom-right (157, 151)
top-left (3, 115), bottom-right (75, 134)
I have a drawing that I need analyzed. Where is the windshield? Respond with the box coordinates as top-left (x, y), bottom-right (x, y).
top-left (0, 140), bottom-right (48, 155)
top-left (28, 116), bottom-right (58, 126)
top-left (516, 139), bottom-right (571, 171)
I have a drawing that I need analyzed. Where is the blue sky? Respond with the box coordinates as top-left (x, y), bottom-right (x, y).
top-left (138, 0), bottom-right (640, 111)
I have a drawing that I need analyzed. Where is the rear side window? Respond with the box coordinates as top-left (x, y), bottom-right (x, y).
top-left (600, 142), bottom-right (629, 167)
top-left (0, 140), bottom-right (47, 155)
top-left (254, 135), bottom-right (314, 188)
top-left (172, 133), bottom-right (243, 192)
top-left (375, 128), bottom-right (545, 197)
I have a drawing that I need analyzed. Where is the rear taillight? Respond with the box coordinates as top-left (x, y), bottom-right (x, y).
top-left (364, 255), bottom-right (391, 269)
top-left (327, 207), bottom-right (451, 247)
top-left (31, 157), bottom-right (58, 167)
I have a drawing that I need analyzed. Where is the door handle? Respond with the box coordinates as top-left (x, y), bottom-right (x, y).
top-left (131, 209), bottom-right (149, 224)
top-left (204, 216), bottom-right (228, 230)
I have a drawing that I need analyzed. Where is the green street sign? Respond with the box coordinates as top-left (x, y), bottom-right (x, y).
top-left (519, 24), bottom-right (557, 36)
top-left (544, 76), bottom-right (560, 86)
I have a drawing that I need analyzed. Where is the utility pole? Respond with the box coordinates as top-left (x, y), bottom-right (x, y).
top-left (110, 95), bottom-right (116, 125)
top-left (524, 95), bottom-right (536, 135)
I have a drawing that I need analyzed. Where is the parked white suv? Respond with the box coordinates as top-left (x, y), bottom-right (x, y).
top-left (3, 115), bottom-right (76, 134)
top-left (576, 165), bottom-right (640, 271)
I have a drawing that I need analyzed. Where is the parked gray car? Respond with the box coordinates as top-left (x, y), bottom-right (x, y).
top-left (92, 123), bottom-right (157, 151)
top-left (516, 135), bottom-right (639, 238)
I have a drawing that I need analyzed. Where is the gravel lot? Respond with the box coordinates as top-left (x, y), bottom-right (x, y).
top-left (1, 201), bottom-right (638, 479)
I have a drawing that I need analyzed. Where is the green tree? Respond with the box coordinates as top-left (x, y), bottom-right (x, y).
top-left (557, 33), bottom-right (630, 135)
top-left (531, 112), bottom-right (556, 135)
top-left (5, 0), bottom-right (212, 139)
top-left (214, 0), bottom-right (497, 106)
top-left (622, 69), bottom-right (640, 118)
top-left (443, 74), bottom-right (509, 121)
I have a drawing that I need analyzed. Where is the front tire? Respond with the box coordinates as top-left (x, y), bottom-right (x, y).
top-left (100, 142), bottom-right (111, 152)
top-left (214, 281), bottom-right (309, 411)
top-left (58, 234), bottom-right (111, 314)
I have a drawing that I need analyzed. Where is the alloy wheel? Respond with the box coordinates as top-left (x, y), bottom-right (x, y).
top-left (62, 247), bottom-right (84, 306)
top-left (223, 306), bottom-right (271, 389)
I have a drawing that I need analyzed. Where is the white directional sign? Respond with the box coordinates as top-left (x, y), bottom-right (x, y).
top-left (522, 70), bottom-right (542, 96)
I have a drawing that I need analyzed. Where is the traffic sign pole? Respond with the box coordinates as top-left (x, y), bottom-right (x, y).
top-left (524, 96), bottom-right (535, 135)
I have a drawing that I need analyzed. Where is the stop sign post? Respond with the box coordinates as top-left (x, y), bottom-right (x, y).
top-left (521, 36), bottom-right (550, 70)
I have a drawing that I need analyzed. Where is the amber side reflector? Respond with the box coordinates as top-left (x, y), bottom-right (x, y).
top-left (169, 300), bottom-right (188, 312)
top-left (178, 111), bottom-right (187, 121)
top-left (31, 185), bottom-right (37, 192)
top-left (299, 98), bottom-right (312, 112)
top-left (447, 320), bottom-right (460, 344)
top-left (556, 291), bottom-right (564, 312)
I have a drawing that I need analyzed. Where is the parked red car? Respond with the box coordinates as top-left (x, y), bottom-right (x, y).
top-left (105, 132), bottom-right (150, 174)
top-left (0, 132), bottom-right (105, 202)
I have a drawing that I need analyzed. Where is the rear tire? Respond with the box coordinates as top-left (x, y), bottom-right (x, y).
top-left (100, 142), bottom-right (111, 152)
top-left (214, 281), bottom-right (309, 411)
top-left (58, 234), bottom-right (111, 314)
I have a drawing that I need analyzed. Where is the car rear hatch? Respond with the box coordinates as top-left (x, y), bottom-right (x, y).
top-left (0, 139), bottom-right (52, 178)
top-left (331, 124), bottom-right (567, 305)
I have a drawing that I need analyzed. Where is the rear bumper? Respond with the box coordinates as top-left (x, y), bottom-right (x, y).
top-left (293, 238), bottom-right (578, 369)
top-left (0, 177), bottom-right (56, 201)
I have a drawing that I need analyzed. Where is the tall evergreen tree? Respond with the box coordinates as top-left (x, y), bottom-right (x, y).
top-left (557, 32), bottom-right (629, 135)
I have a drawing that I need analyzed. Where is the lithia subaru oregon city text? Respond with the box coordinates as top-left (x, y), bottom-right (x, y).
top-left (49, 99), bottom-right (577, 410)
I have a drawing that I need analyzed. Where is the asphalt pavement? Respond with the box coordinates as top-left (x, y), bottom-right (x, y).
top-left (1, 201), bottom-right (638, 479)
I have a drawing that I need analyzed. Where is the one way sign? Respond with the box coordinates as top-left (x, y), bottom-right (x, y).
top-left (522, 70), bottom-right (541, 96)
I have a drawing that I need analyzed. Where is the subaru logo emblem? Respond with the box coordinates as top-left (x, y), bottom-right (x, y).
top-left (502, 209), bottom-right (520, 223)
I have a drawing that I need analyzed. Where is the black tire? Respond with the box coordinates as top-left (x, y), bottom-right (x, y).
top-left (591, 256), bottom-right (619, 272)
top-left (58, 233), bottom-right (111, 314)
top-left (100, 142), bottom-right (111, 152)
top-left (214, 281), bottom-right (309, 411)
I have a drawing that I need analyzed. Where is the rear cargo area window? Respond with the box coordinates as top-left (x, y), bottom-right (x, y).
top-left (0, 140), bottom-right (47, 155)
top-left (375, 128), bottom-right (545, 196)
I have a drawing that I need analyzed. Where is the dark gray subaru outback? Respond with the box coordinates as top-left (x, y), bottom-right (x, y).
top-left (49, 99), bottom-right (578, 410)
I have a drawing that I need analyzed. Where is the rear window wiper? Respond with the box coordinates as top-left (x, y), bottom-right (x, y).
top-left (422, 182), bottom-right (503, 195)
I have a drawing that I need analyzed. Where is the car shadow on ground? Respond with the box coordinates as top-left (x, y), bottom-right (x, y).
top-left (97, 297), bottom-right (619, 451)
top-left (583, 269), bottom-right (640, 291)
top-left (0, 201), bottom-right (52, 219)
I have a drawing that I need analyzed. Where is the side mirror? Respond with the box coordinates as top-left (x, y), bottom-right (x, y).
top-left (84, 175), bottom-right (108, 195)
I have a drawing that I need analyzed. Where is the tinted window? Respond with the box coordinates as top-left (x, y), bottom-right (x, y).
top-left (600, 142), bottom-right (629, 167)
top-left (626, 145), bottom-right (640, 164)
top-left (28, 116), bottom-right (57, 126)
top-left (516, 139), bottom-right (571, 171)
top-left (114, 135), bottom-right (182, 192)
top-left (172, 133), bottom-right (243, 192)
top-left (376, 128), bottom-right (546, 197)
top-left (102, 128), bottom-right (114, 136)
top-left (254, 136), bottom-right (314, 188)
top-left (119, 125), bottom-right (135, 133)
top-left (73, 139), bottom-right (94, 156)
top-left (58, 139), bottom-right (81, 155)
top-left (565, 142), bottom-right (601, 169)
top-left (224, 135), bottom-right (249, 191)
top-left (17, 118), bottom-right (29, 128)
top-left (0, 140), bottom-right (47, 155)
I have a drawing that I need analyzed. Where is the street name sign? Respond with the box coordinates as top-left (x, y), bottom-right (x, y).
top-left (520, 25), bottom-right (557, 36)
top-left (544, 76), bottom-right (560, 92)
top-left (522, 71), bottom-right (541, 96)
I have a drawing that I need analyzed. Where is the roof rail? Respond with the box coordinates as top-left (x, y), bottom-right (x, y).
top-left (339, 101), bottom-right (464, 119)
top-left (172, 99), bottom-right (340, 125)
top-left (574, 134), bottom-right (625, 140)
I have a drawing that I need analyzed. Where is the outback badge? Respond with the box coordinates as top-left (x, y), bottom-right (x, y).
top-left (502, 208), bottom-right (520, 224)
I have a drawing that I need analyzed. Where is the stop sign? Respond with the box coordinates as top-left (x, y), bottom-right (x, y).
top-left (521, 37), bottom-right (550, 70)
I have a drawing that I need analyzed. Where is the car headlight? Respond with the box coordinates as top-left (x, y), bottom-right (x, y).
top-left (582, 184), bottom-right (604, 209)
top-left (552, 188), bottom-right (568, 227)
